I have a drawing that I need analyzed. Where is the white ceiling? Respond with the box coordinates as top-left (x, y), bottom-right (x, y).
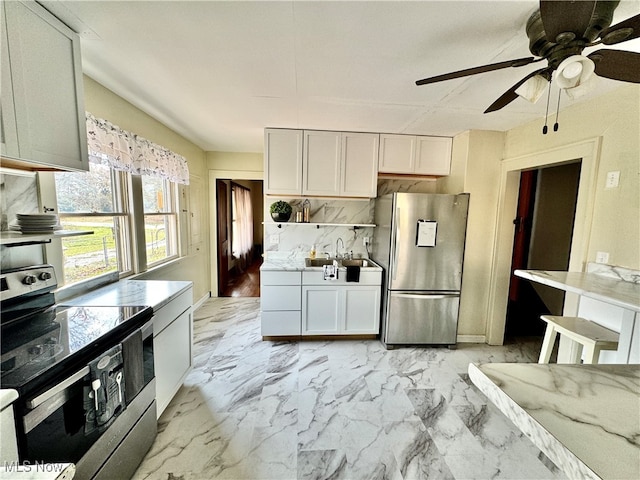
top-left (43, 0), bottom-right (640, 153)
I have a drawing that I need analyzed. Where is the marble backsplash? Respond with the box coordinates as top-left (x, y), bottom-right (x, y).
top-left (0, 171), bottom-right (44, 270)
top-left (587, 262), bottom-right (640, 284)
top-left (0, 171), bottom-right (39, 230)
top-left (263, 178), bottom-right (437, 258)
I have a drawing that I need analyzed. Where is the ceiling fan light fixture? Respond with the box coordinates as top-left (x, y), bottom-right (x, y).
top-left (515, 74), bottom-right (549, 103)
top-left (564, 74), bottom-right (599, 99)
top-left (556, 55), bottom-right (596, 89)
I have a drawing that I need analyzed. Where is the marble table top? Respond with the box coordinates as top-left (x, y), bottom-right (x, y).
top-left (469, 363), bottom-right (640, 480)
top-left (515, 269), bottom-right (640, 312)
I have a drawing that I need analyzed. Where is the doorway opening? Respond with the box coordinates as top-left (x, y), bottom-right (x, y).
top-left (505, 161), bottom-right (581, 339)
top-left (215, 179), bottom-right (263, 297)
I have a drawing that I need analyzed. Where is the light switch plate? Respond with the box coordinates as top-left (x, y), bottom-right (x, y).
top-left (605, 171), bottom-right (620, 188)
top-left (269, 234), bottom-right (279, 245)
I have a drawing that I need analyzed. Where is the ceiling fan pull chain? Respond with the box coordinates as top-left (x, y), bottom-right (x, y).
top-left (553, 89), bottom-right (561, 132)
top-left (542, 79), bottom-right (552, 134)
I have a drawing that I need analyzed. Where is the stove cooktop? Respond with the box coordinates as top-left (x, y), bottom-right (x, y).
top-left (1, 304), bottom-right (152, 394)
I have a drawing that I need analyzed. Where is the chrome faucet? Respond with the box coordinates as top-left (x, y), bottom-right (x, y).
top-left (335, 237), bottom-right (344, 259)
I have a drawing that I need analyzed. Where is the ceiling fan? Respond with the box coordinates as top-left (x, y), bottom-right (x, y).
top-left (416, 0), bottom-right (640, 115)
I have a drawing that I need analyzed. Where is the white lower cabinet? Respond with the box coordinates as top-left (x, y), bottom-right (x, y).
top-left (261, 271), bottom-right (302, 336)
top-left (302, 283), bottom-right (381, 335)
top-left (153, 287), bottom-right (193, 418)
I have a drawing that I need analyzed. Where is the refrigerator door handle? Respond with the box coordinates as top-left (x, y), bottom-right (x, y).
top-left (391, 293), bottom-right (459, 300)
top-left (392, 207), bottom-right (400, 281)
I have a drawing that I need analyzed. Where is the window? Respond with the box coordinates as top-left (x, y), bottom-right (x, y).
top-left (141, 175), bottom-right (178, 265)
top-left (54, 162), bottom-right (131, 285)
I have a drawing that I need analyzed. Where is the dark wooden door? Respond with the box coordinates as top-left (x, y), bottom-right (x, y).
top-left (508, 169), bottom-right (537, 302)
top-left (216, 180), bottom-right (230, 296)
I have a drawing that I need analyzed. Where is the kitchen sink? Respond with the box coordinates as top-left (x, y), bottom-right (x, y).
top-left (305, 258), bottom-right (335, 267)
top-left (341, 259), bottom-right (372, 267)
top-left (304, 258), bottom-right (378, 268)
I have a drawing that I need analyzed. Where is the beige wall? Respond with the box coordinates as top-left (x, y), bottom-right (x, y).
top-left (206, 151), bottom-right (263, 172)
top-left (83, 75), bottom-right (211, 303)
top-left (441, 84), bottom-right (640, 342)
top-left (505, 84), bottom-right (639, 270)
top-left (438, 130), bottom-right (504, 339)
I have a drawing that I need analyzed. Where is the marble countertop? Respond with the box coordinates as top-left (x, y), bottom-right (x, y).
top-left (261, 253), bottom-right (382, 272)
top-left (61, 279), bottom-right (192, 311)
top-left (1, 463), bottom-right (75, 480)
top-left (515, 269), bottom-right (640, 312)
top-left (469, 362), bottom-right (640, 480)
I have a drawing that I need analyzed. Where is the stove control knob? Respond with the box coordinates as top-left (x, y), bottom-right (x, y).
top-left (39, 272), bottom-right (52, 281)
top-left (23, 275), bottom-right (37, 285)
top-left (28, 345), bottom-right (43, 355)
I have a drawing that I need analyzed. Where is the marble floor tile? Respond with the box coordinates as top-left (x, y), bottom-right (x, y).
top-left (133, 297), bottom-right (564, 480)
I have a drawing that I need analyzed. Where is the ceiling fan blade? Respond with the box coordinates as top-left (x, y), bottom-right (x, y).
top-left (589, 49), bottom-right (640, 83)
top-left (599, 13), bottom-right (640, 45)
top-left (415, 57), bottom-right (537, 86)
top-left (484, 68), bottom-right (551, 114)
top-left (539, 0), bottom-right (596, 42)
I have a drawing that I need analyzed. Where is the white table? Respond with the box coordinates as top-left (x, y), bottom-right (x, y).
top-left (515, 269), bottom-right (640, 363)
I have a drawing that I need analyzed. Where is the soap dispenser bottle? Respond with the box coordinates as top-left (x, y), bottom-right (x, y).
top-left (309, 244), bottom-right (316, 259)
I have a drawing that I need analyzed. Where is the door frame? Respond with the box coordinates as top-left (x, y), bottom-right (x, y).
top-left (485, 137), bottom-right (602, 345)
top-left (208, 169), bottom-right (262, 297)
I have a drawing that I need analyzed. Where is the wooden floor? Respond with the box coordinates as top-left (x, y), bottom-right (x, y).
top-left (221, 258), bottom-right (262, 297)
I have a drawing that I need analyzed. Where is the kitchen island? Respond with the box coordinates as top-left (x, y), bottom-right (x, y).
top-left (515, 264), bottom-right (640, 363)
top-left (469, 362), bottom-right (640, 480)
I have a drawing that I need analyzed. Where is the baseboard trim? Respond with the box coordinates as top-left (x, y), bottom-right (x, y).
top-left (193, 292), bottom-right (211, 311)
top-left (457, 335), bottom-right (486, 344)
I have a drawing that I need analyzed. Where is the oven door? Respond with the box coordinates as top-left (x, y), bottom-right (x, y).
top-left (18, 319), bottom-right (154, 467)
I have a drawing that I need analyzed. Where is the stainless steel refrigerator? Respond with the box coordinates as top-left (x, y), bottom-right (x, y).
top-left (372, 193), bottom-right (470, 348)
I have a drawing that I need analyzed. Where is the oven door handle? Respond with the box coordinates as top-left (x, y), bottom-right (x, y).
top-left (26, 366), bottom-right (90, 409)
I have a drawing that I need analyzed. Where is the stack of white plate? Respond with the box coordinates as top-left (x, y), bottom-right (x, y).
top-left (10, 213), bottom-right (62, 233)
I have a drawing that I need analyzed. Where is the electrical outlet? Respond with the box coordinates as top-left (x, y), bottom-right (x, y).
top-left (269, 234), bottom-right (279, 245)
top-left (605, 171), bottom-right (620, 189)
top-left (596, 251), bottom-right (609, 264)
top-left (363, 237), bottom-right (370, 247)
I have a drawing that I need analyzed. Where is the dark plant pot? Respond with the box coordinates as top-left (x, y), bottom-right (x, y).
top-left (271, 212), bottom-right (291, 222)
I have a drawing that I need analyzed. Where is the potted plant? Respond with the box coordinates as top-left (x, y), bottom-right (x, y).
top-left (270, 200), bottom-right (292, 222)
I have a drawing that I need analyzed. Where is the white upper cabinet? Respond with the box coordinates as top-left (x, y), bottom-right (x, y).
top-left (1, 1), bottom-right (89, 171)
top-left (303, 130), bottom-right (341, 196)
top-left (264, 128), bottom-right (303, 195)
top-left (302, 130), bottom-right (378, 198)
top-left (341, 132), bottom-right (379, 198)
top-left (378, 134), bottom-right (451, 175)
top-left (265, 128), bottom-right (379, 198)
top-left (378, 134), bottom-right (416, 174)
top-left (415, 136), bottom-right (452, 175)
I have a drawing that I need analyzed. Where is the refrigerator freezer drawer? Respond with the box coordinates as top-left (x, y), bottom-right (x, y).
top-left (384, 292), bottom-right (460, 345)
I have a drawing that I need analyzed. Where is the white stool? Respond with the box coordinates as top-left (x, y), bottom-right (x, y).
top-left (538, 315), bottom-right (619, 364)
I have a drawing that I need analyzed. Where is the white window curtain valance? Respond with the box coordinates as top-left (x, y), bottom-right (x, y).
top-left (86, 112), bottom-right (190, 185)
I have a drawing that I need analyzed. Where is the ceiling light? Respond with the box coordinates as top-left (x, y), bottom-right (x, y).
top-left (556, 55), bottom-right (595, 90)
top-left (515, 74), bottom-right (548, 103)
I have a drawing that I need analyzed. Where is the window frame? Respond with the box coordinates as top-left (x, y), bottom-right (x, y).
top-left (39, 164), bottom-right (184, 289)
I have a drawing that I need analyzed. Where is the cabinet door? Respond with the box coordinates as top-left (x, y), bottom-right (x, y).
top-left (341, 133), bottom-right (379, 198)
top-left (415, 136), bottom-right (452, 175)
top-left (303, 130), bottom-right (341, 196)
top-left (264, 129), bottom-right (303, 195)
top-left (302, 286), bottom-right (340, 334)
top-left (4, 1), bottom-right (88, 171)
top-left (154, 308), bottom-right (192, 417)
top-left (378, 134), bottom-right (415, 174)
top-left (0, 5), bottom-right (19, 159)
top-left (343, 286), bottom-right (381, 334)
